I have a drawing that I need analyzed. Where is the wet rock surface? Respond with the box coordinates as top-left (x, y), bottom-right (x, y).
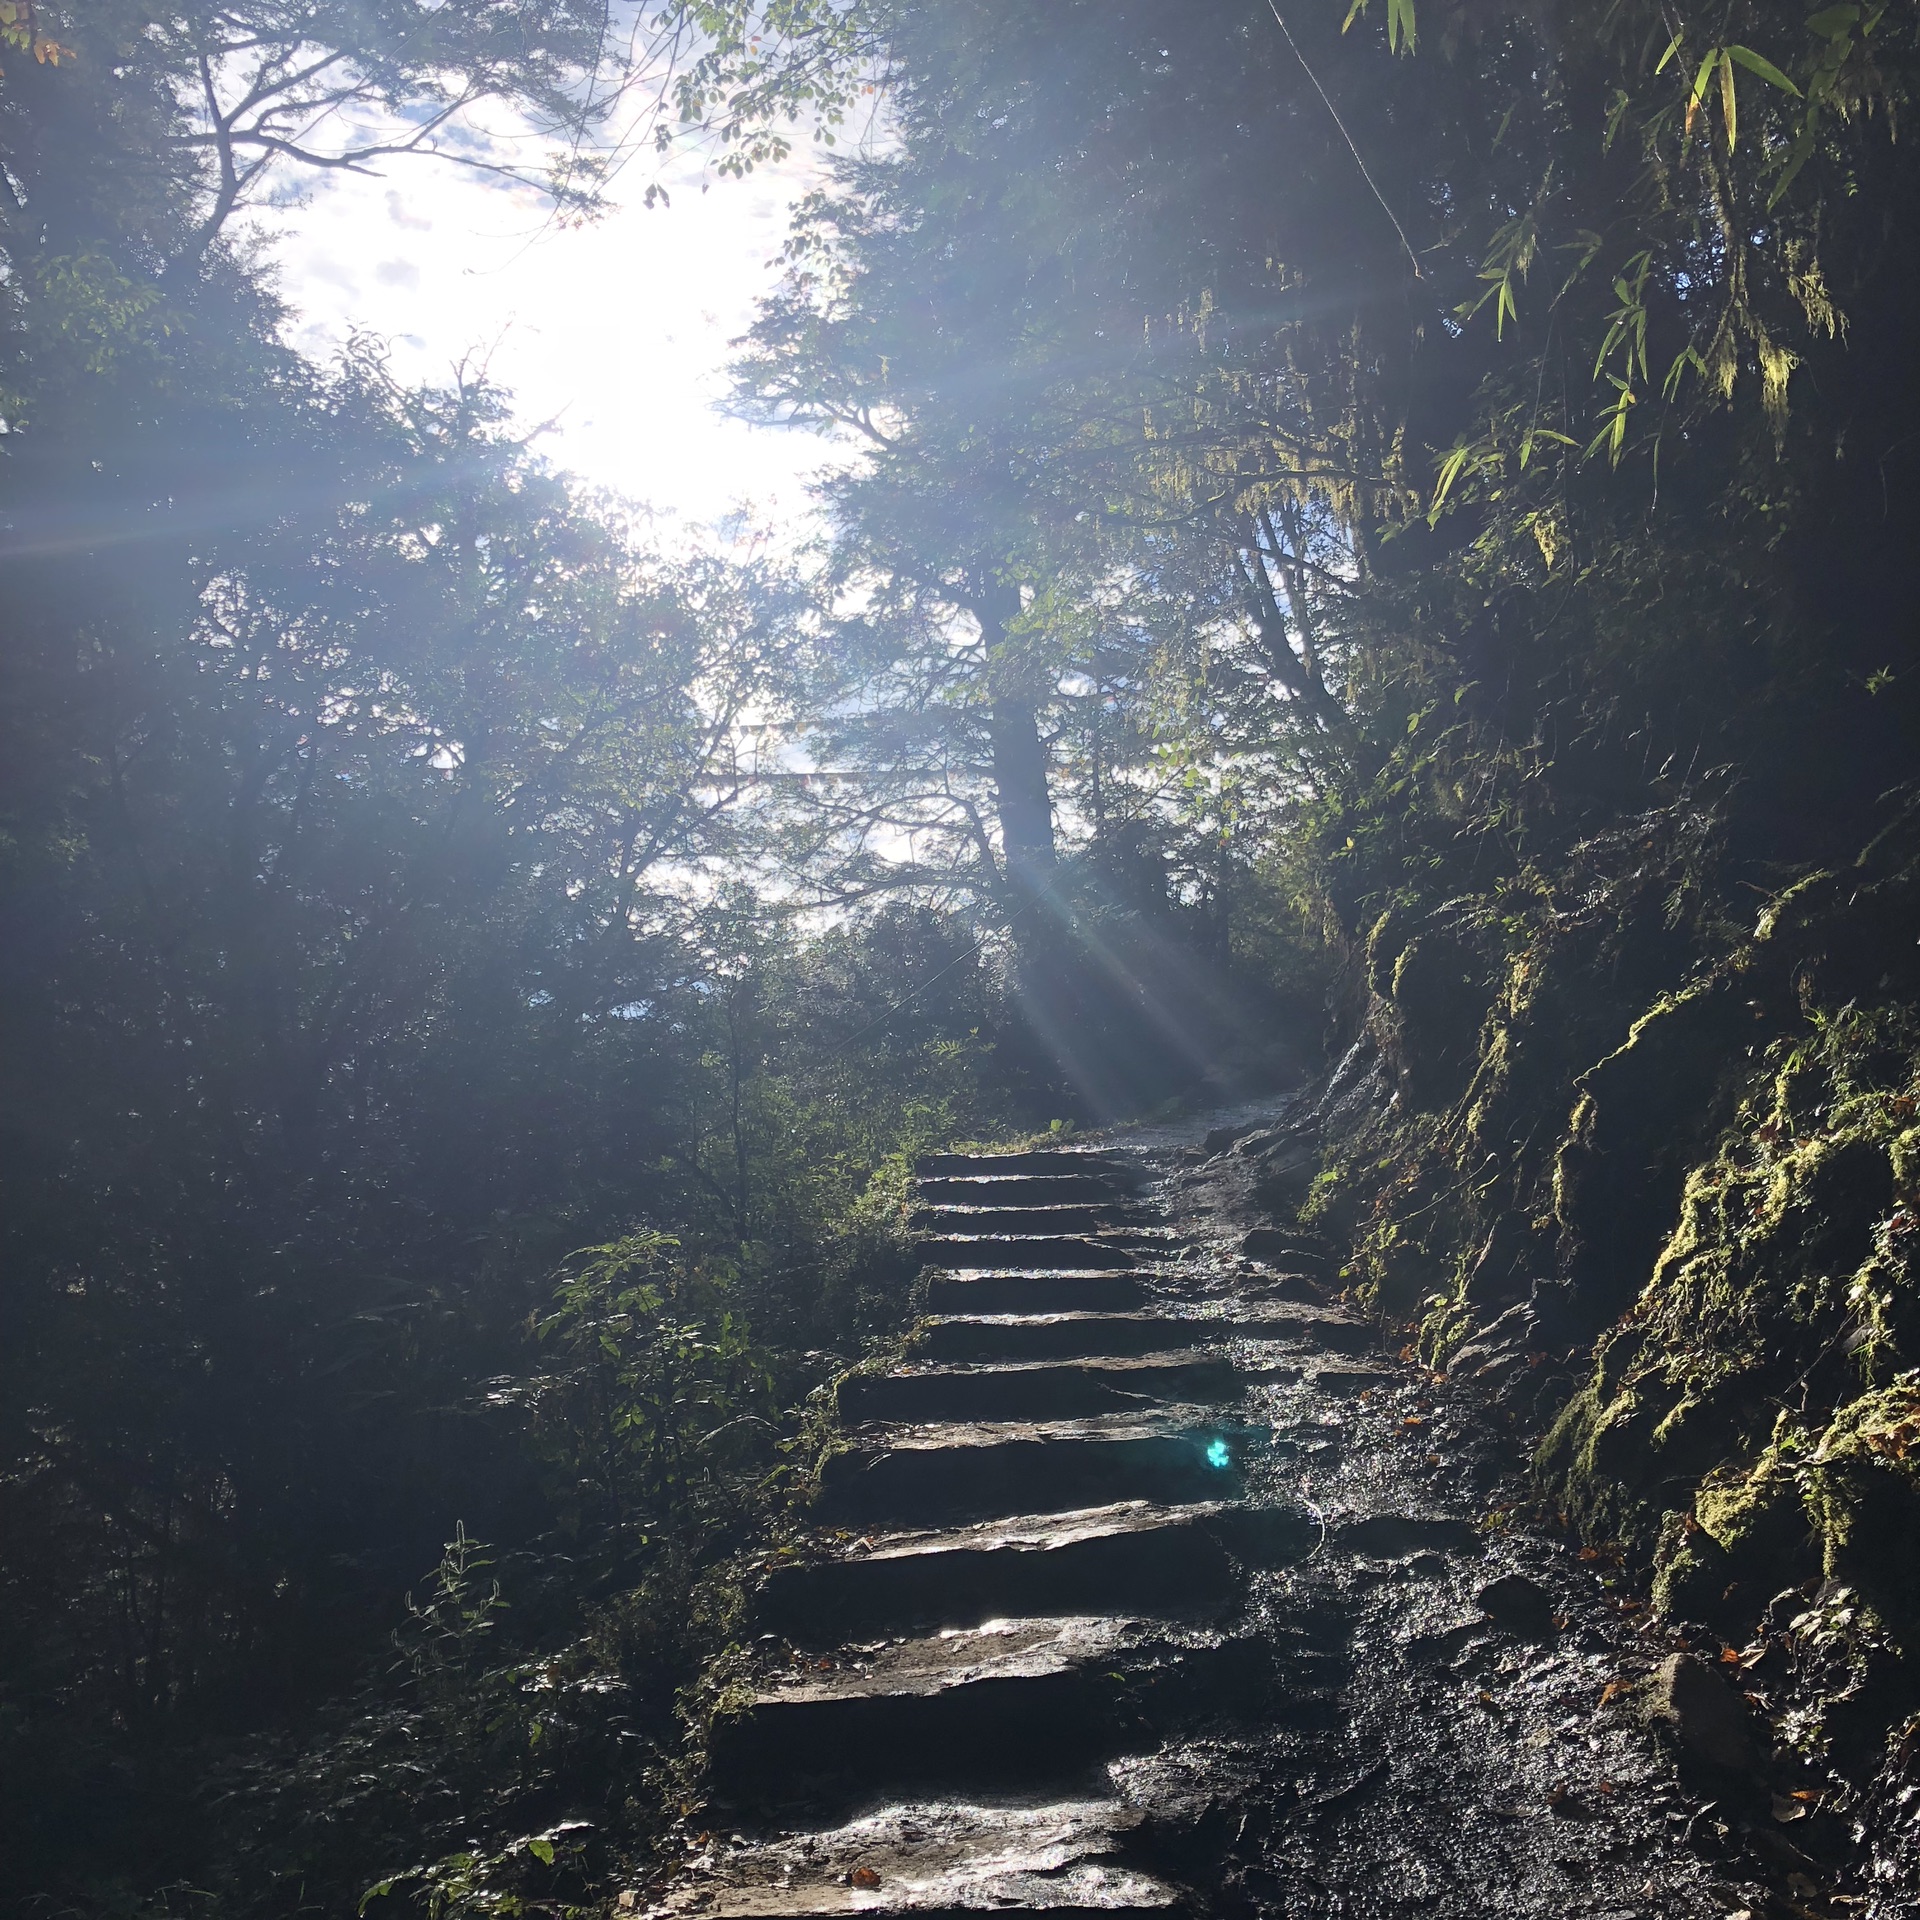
top-left (649, 1105), bottom-right (1820, 1920)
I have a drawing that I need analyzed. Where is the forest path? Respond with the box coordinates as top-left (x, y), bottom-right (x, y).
top-left (651, 1106), bottom-right (1777, 1920)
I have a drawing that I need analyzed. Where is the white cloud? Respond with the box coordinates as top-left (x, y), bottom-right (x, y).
top-left (383, 189), bottom-right (434, 233)
top-left (265, 132), bottom-right (845, 542)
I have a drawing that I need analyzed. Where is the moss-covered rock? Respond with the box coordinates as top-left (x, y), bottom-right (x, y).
top-left (1296, 807), bottom-right (1920, 1773)
top-left (1804, 1378), bottom-right (1920, 1643)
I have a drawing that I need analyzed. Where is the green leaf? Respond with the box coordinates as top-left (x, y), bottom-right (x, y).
top-left (1804, 6), bottom-right (1860, 37)
top-left (528, 1838), bottom-right (557, 1866)
top-left (1727, 45), bottom-right (1802, 95)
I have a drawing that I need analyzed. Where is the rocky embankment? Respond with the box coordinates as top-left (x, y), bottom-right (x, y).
top-left (642, 1114), bottom-right (1868, 1920)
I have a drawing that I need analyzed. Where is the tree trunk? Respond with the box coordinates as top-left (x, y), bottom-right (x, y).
top-left (975, 578), bottom-right (1056, 919)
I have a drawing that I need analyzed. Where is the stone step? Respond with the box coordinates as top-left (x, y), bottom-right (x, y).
top-left (756, 1500), bottom-right (1243, 1642)
top-left (1240, 1226), bottom-right (1335, 1268)
top-left (919, 1173), bottom-right (1140, 1207)
top-left (918, 1235), bottom-right (1139, 1271)
top-left (911, 1204), bottom-right (1134, 1236)
top-left (923, 1269), bottom-right (1146, 1315)
top-left (917, 1313), bottom-right (1216, 1364)
top-left (708, 1615), bottom-right (1254, 1805)
top-left (816, 1413), bottom-right (1244, 1526)
top-left (916, 1151), bottom-right (1144, 1183)
top-left (915, 1307), bottom-right (1371, 1364)
top-left (839, 1352), bottom-right (1240, 1424)
top-left (646, 1799), bottom-right (1182, 1920)
top-left (1231, 1303), bottom-right (1375, 1354)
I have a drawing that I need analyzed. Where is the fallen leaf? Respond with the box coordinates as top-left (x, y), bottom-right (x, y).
top-left (1402, 1415), bottom-right (1427, 1429)
top-left (1720, 1646), bottom-right (1743, 1666)
top-left (1772, 1793), bottom-right (1809, 1823)
top-left (849, 1867), bottom-right (882, 1890)
top-left (1598, 1679), bottom-right (1630, 1707)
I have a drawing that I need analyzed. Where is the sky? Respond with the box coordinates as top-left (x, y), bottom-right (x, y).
top-left (268, 132), bottom-right (840, 538)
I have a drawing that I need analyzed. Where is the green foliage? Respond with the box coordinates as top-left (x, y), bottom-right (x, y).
top-left (533, 1236), bottom-right (772, 1541)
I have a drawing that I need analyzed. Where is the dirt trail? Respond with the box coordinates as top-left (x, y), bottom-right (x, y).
top-left (652, 1104), bottom-right (1794, 1920)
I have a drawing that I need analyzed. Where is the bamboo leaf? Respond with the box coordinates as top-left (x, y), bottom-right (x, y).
top-left (1803, 6), bottom-right (1859, 38)
top-left (1727, 44), bottom-right (1802, 94)
top-left (1719, 48), bottom-right (1738, 149)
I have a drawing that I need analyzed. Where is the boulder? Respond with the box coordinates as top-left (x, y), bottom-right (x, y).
top-left (1644, 1651), bottom-right (1762, 1774)
top-left (1475, 1571), bottom-right (1558, 1638)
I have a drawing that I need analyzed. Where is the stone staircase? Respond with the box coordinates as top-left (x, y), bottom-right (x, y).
top-left (663, 1144), bottom-right (1367, 1920)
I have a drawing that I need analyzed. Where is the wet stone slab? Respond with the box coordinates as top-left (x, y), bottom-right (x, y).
top-left (755, 1500), bottom-right (1247, 1643)
top-left (917, 1236), bottom-right (1144, 1271)
top-left (708, 1616), bottom-right (1257, 1805)
top-left (916, 1314), bottom-right (1220, 1364)
top-left (911, 1205), bottom-right (1140, 1236)
top-left (918, 1173), bottom-right (1145, 1206)
top-left (817, 1412), bottom-right (1247, 1526)
top-left (650, 1799), bottom-right (1178, 1920)
top-left (923, 1271), bottom-right (1148, 1315)
top-left (836, 1353), bottom-right (1243, 1425)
